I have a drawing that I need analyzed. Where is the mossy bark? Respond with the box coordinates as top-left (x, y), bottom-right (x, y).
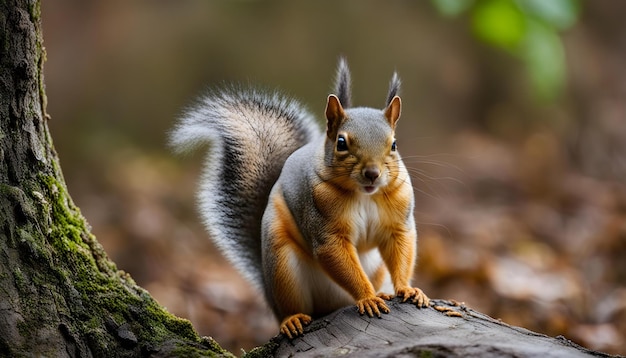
top-left (0, 0), bottom-right (231, 356)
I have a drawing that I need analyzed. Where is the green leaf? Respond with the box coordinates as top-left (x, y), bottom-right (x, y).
top-left (431, 0), bottom-right (474, 17)
top-left (515, 0), bottom-right (580, 30)
top-left (471, 0), bottom-right (526, 51)
top-left (521, 20), bottom-right (565, 100)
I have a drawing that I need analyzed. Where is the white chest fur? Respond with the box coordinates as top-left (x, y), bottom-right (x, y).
top-left (349, 194), bottom-right (386, 248)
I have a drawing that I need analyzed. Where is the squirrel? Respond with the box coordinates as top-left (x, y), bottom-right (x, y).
top-left (171, 58), bottom-right (430, 339)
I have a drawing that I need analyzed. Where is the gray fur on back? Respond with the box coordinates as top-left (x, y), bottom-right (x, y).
top-left (170, 86), bottom-right (320, 289)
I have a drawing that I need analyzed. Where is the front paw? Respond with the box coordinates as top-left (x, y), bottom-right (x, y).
top-left (280, 313), bottom-right (312, 339)
top-left (396, 286), bottom-right (430, 308)
top-left (356, 296), bottom-right (390, 317)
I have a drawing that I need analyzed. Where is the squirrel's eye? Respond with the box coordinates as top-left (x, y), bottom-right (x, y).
top-left (336, 135), bottom-right (348, 151)
top-left (391, 139), bottom-right (397, 152)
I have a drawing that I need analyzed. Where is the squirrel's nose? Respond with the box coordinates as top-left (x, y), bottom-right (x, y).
top-left (363, 167), bottom-right (381, 182)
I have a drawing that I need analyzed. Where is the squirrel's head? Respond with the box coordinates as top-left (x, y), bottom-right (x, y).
top-left (324, 93), bottom-right (404, 195)
top-left (322, 58), bottom-right (407, 195)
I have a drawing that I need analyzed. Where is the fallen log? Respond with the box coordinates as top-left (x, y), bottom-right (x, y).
top-left (248, 298), bottom-right (616, 358)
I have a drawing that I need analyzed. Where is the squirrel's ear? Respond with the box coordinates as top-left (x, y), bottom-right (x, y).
top-left (325, 94), bottom-right (346, 139)
top-left (334, 57), bottom-right (352, 108)
top-left (384, 95), bottom-right (401, 130)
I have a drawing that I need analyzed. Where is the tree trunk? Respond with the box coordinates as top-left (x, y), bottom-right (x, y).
top-left (0, 1), bottom-right (227, 356)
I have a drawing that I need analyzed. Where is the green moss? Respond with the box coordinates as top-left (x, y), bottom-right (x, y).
top-left (200, 337), bottom-right (232, 355)
top-left (17, 227), bottom-right (48, 262)
top-left (243, 339), bottom-right (280, 358)
top-left (16, 319), bottom-right (33, 343)
top-left (0, 161), bottom-right (227, 355)
top-left (22, 173), bottom-right (230, 355)
top-left (171, 337), bottom-right (235, 358)
top-left (29, 0), bottom-right (42, 23)
top-left (141, 294), bottom-right (199, 342)
top-left (12, 268), bottom-right (25, 289)
top-left (419, 350), bottom-right (433, 358)
top-left (41, 174), bottom-right (88, 240)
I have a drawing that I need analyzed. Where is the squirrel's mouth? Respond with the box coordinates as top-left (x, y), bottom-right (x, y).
top-left (362, 185), bottom-right (378, 194)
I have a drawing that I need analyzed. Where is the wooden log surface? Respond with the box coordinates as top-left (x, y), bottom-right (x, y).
top-left (259, 298), bottom-right (616, 358)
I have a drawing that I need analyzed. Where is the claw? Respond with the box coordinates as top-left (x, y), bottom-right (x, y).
top-left (449, 299), bottom-right (465, 307)
top-left (396, 286), bottom-right (430, 308)
top-left (433, 305), bottom-right (463, 318)
top-left (446, 310), bottom-right (463, 317)
top-left (356, 296), bottom-right (390, 317)
top-left (280, 314), bottom-right (312, 339)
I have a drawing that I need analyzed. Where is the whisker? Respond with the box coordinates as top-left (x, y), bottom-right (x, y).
top-left (413, 217), bottom-right (454, 240)
top-left (406, 169), bottom-right (467, 188)
top-left (402, 158), bottom-right (465, 174)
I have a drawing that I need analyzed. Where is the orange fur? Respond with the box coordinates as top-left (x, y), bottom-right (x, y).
top-left (267, 189), bottom-right (312, 317)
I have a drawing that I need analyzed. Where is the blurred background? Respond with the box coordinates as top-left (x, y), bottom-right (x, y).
top-left (41, 0), bottom-right (625, 354)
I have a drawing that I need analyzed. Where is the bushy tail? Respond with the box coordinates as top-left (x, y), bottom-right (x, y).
top-left (170, 86), bottom-right (320, 289)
